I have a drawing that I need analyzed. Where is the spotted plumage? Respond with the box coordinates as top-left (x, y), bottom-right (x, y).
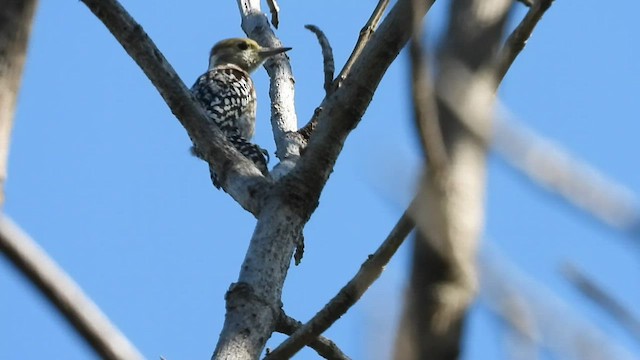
top-left (190, 38), bottom-right (291, 188)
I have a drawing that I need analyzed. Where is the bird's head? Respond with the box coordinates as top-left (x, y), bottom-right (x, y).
top-left (208, 38), bottom-right (291, 73)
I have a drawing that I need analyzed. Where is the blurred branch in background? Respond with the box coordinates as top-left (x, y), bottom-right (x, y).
top-left (0, 217), bottom-right (143, 360)
top-left (493, 113), bottom-right (640, 236)
top-left (481, 247), bottom-right (637, 360)
top-left (0, 0), bottom-right (38, 206)
top-left (562, 263), bottom-right (640, 344)
top-left (394, 0), bottom-right (512, 358)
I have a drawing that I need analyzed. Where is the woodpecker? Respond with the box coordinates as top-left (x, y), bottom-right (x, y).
top-left (191, 38), bottom-right (291, 188)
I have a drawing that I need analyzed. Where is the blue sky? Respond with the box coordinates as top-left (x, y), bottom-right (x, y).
top-left (2, 1), bottom-right (640, 359)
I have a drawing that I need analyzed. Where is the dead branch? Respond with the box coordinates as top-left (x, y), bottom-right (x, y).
top-left (265, 200), bottom-right (416, 359)
top-left (276, 312), bottom-right (350, 360)
top-left (236, 0), bottom-right (302, 166)
top-left (0, 216), bottom-right (143, 360)
top-left (481, 248), bottom-right (637, 360)
top-left (0, 0), bottom-right (38, 206)
top-left (394, 0), bottom-right (512, 358)
top-left (495, 0), bottom-right (554, 82)
top-left (562, 263), bottom-right (640, 344)
top-left (336, 0), bottom-right (390, 87)
top-left (304, 24), bottom-right (335, 96)
top-left (266, 0), bottom-right (280, 28)
top-left (409, 0), bottom-right (447, 176)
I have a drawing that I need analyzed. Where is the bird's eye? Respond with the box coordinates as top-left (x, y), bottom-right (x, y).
top-left (237, 42), bottom-right (249, 50)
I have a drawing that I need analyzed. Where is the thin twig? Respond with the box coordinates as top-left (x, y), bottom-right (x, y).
top-left (562, 263), bottom-right (640, 344)
top-left (275, 312), bottom-right (350, 360)
top-left (304, 25), bottom-right (335, 96)
top-left (495, 0), bottom-right (553, 82)
top-left (409, 0), bottom-right (448, 176)
top-left (335, 0), bottom-right (390, 87)
top-left (265, 200), bottom-right (416, 359)
top-left (0, 216), bottom-right (143, 360)
top-left (81, 0), bottom-right (271, 216)
top-left (266, 0), bottom-right (280, 28)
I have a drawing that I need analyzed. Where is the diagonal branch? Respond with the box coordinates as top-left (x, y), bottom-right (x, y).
top-left (287, 0), bottom-right (435, 207)
top-left (81, 0), bottom-right (270, 216)
top-left (335, 0), bottom-right (390, 87)
top-left (495, 0), bottom-right (553, 82)
top-left (275, 311), bottom-right (350, 360)
top-left (562, 263), bottom-right (640, 343)
top-left (265, 200), bottom-right (416, 359)
top-left (0, 216), bottom-right (143, 360)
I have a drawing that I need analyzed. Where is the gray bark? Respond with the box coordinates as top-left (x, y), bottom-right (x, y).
top-left (0, 0), bottom-right (38, 206)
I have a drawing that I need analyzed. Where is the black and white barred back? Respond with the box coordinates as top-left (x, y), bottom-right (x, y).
top-left (191, 64), bottom-right (268, 187)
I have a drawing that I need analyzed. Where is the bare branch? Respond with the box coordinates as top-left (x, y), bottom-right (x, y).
top-left (335, 0), bottom-right (389, 86)
top-left (0, 216), bottom-right (143, 360)
top-left (275, 312), bottom-right (350, 360)
top-left (220, 1), bottom-right (433, 358)
top-left (562, 263), bottom-right (640, 344)
top-left (304, 25), bottom-right (335, 96)
top-left (266, 0), bottom-right (280, 28)
top-left (0, 0), bottom-right (38, 206)
top-left (80, 0), bottom-right (270, 216)
top-left (495, 0), bottom-right (553, 82)
top-left (481, 247), bottom-right (637, 360)
top-left (289, 0), bottom-right (434, 205)
top-left (395, 0), bottom-right (512, 358)
top-left (236, 0), bottom-right (302, 165)
top-left (492, 113), bottom-right (640, 235)
top-left (409, 0), bottom-right (448, 176)
top-left (266, 200), bottom-right (416, 359)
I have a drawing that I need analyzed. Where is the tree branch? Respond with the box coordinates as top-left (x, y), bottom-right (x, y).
top-left (481, 247), bottom-right (637, 360)
top-left (288, 0), bottom-right (434, 206)
top-left (265, 0), bottom-right (280, 29)
top-left (335, 0), bottom-right (390, 87)
top-left (0, 216), bottom-right (143, 360)
top-left (562, 263), bottom-right (640, 344)
top-left (275, 312), bottom-right (350, 360)
top-left (298, 25), bottom-right (335, 142)
top-left (409, 0), bottom-right (447, 176)
top-left (0, 0), bottom-right (38, 206)
top-left (266, 200), bottom-right (416, 359)
top-left (495, 0), bottom-right (553, 82)
top-left (236, 0), bottom-right (302, 167)
top-left (304, 25), bottom-right (335, 96)
top-left (81, 0), bottom-right (270, 216)
top-left (394, 0), bottom-right (512, 358)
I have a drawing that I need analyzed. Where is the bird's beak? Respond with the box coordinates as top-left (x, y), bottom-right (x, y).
top-left (259, 46), bottom-right (292, 59)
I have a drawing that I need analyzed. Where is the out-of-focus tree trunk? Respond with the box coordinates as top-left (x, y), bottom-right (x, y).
top-left (0, 0), bottom-right (38, 206)
top-left (394, 0), bottom-right (511, 359)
